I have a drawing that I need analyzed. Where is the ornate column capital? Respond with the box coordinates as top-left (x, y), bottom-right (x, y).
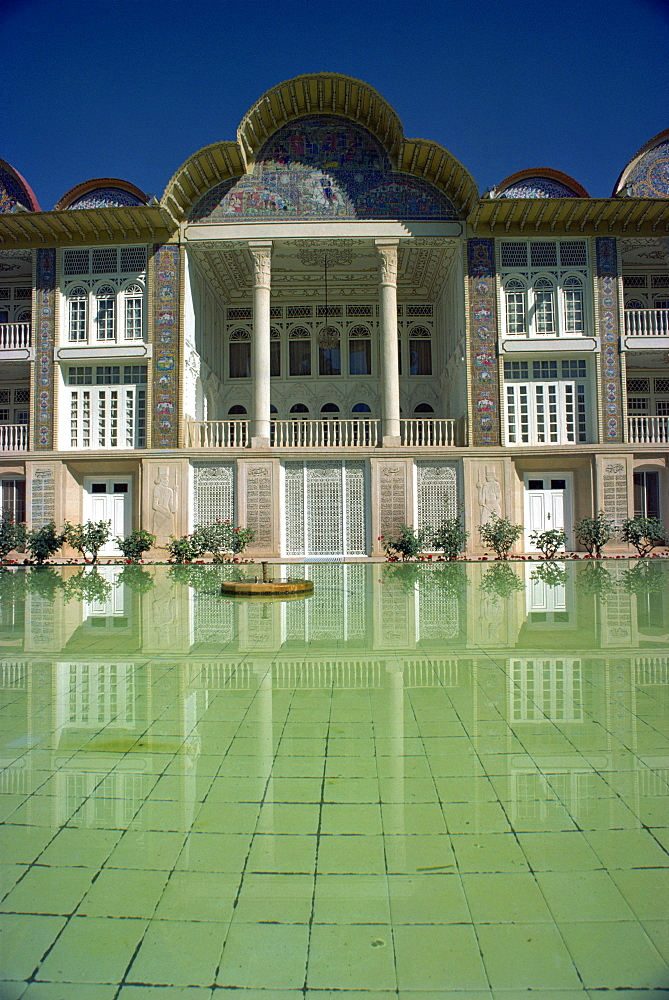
top-left (248, 241), bottom-right (273, 289)
top-left (375, 240), bottom-right (398, 286)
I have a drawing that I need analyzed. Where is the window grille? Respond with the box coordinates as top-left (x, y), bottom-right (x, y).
top-left (416, 463), bottom-right (457, 535)
top-left (347, 304), bottom-right (372, 317)
top-left (227, 307), bottom-right (252, 321)
top-left (530, 243), bottom-right (558, 268)
top-left (68, 367), bottom-right (93, 385)
top-left (0, 290), bottom-right (10, 301)
top-left (563, 277), bottom-right (584, 333)
top-left (0, 390), bottom-right (9, 404)
top-left (533, 360), bottom-right (558, 380)
top-left (193, 464), bottom-right (234, 528)
top-left (270, 306), bottom-right (283, 319)
top-left (120, 247), bottom-right (147, 272)
top-left (92, 248), bottom-right (119, 274)
top-left (407, 304), bottom-right (433, 316)
top-left (14, 389), bottom-right (30, 403)
top-left (558, 242), bottom-right (587, 267)
top-left (317, 304), bottom-right (341, 317)
top-left (623, 274), bottom-right (646, 288)
top-left (501, 243), bottom-right (528, 268)
top-left (124, 284), bottom-right (143, 339)
top-left (95, 286), bottom-right (116, 340)
top-left (627, 378), bottom-right (650, 393)
top-left (287, 305), bottom-right (312, 318)
top-left (285, 461), bottom-right (367, 557)
top-left (15, 287), bottom-right (31, 300)
top-left (289, 326), bottom-right (310, 338)
top-left (654, 378), bottom-right (669, 393)
top-left (505, 280), bottom-right (526, 334)
top-left (504, 361), bottom-right (529, 380)
top-left (63, 249), bottom-right (89, 275)
top-left (651, 275), bottom-right (669, 288)
top-left (627, 397), bottom-right (649, 413)
top-left (270, 326), bottom-right (281, 338)
top-left (68, 288), bottom-right (88, 342)
top-left (534, 279), bottom-right (555, 334)
top-left (285, 464), bottom-right (305, 556)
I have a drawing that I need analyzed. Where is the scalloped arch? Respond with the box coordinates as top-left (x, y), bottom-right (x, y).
top-left (492, 167), bottom-right (589, 199)
top-left (0, 157), bottom-right (41, 213)
top-left (162, 73), bottom-right (478, 221)
top-left (55, 178), bottom-right (148, 210)
top-left (613, 129), bottom-right (669, 198)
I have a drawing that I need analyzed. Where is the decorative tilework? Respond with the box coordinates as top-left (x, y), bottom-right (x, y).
top-left (595, 237), bottom-right (623, 444)
top-left (151, 245), bottom-right (181, 448)
top-left (190, 116), bottom-right (456, 222)
top-left (68, 188), bottom-right (144, 210)
top-left (34, 249), bottom-right (56, 450)
top-left (499, 177), bottom-right (580, 198)
top-left (0, 163), bottom-right (33, 213)
top-left (467, 240), bottom-right (500, 446)
top-left (623, 139), bottom-right (669, 198)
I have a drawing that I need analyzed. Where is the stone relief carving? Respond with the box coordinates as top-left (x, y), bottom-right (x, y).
top-left (477, 466), bottom-right (502, 525)
top-left (376, 244), bottom-right (398, 284)
top-left (152, 466), bottom-right (178, 537)
top-left (249, 245), bottom-right (272, 288)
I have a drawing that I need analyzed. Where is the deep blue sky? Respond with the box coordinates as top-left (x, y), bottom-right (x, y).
top-left (4, 0), bottom-right (668, 211)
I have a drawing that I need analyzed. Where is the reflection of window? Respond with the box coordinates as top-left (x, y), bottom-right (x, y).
top-left (318, 326), bottom-right (340, 376)
top-left (349, 325), bottom-right (371, 375)
top-left (409, 326), bottom-right (432, 375)
top-left (289, 327), bottom-right (311, 376)
top-left (229, 329), bottom-right (251, 378)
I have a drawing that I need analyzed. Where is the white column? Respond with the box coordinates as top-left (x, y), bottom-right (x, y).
top-left (376, 240), bottom-right (401, 445)
top-left (249, 241), bottom-right (272, 447)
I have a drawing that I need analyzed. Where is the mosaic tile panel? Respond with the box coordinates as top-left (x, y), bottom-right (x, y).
top-left (190, 116), bottom-right (456, 222)
top-left (34, 249), bottom-right (56, 450)
top-left (623, 139), bottom-right (669, 198)
top-left (499, 177), bottom-right (580, 198)
top-left (68, 188), bottom-right (144, 210)
top-left (467, 239), bottom-right (500, 446)
top-left (0, 162), bottom-right (33, 213)
top-left (596, 237), bottom-right (623, 444)
top-left (151, 245), bottom-right (181, 448)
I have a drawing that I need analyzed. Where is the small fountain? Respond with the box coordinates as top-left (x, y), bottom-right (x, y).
top-left (221, 562), bottom-right (314, 598)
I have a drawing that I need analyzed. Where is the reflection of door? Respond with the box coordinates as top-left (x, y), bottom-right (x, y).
top-left (524, 475), bottom-right (571, 551)
top-left (284, 461), bottom-right (367, 557)
top-left (84, 478), bottom-right (131, 555)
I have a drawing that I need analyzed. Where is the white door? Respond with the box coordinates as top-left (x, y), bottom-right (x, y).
top-left (524, 475), bottom-right (571, 552)
top-left (84, 478), bottom-right (131, 556)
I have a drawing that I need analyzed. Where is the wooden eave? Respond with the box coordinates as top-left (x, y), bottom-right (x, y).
top-left (398, 138), bottom-right (478, 217)
top-left (0, 206), bottom-right (176, 248)
top-left (469, 197), bottom-right (669, 236)
top-left (162, 141), bottom-right (245, 222)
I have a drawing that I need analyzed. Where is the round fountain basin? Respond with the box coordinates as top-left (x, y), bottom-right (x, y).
top-left (221, 579), bottom-right (314, 597)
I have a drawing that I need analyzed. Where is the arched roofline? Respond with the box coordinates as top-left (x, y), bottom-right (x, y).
top-left (162, 73), bottom-right (478, 221)
top-left (0, 156), bottom-right (41, 212)
top-left (612, 128), bottom-right (669, 196)
top-left (492, 166), bottom-right (589, 198)
top-left (55, 177), bottom-right (148, 210)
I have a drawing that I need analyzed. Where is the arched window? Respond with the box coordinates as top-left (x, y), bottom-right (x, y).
top-left (290, 403), bottom-right (309, 420)
top-left (270, 326), bottom-right (281, 377)
top-left (352, 402), bottom-right (371, 414)
top-left (533, 277), bottom-right (555, 335)
top-left (318, 326), bottom-right (341, 376)
top-left (409, 326), bottom-right (432, 375)
top-left (228, 405), bottom-right (247, 415)
top-left (321, 403), bottom-right (340, 416)
top-left (563, 276), bottom-right (584, 334)
top-left (505, 278), bottom-right (526, 335)
top-left (349, 325), bottom-right (371, 375)
top-left (414, 403), bottom-right (434, 414)
top-left (68, 286), bottom-right (88, 342)
top-left (289, 326), bottom-right (311, 376)
top-left (123, 283), bottom-right (143, 340)
top-left (95, 285), bottom-right (116, 340)
top-left (229, 328), bottom-right (251, 378)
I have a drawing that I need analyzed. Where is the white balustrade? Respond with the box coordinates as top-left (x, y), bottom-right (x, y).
top-left (0, 323), bottom-right (31, 350)
top-left (0, 425), bottom-right (28, 451)
top-left (399, 419), bottom-right (461, 447)
top-left (628, 415), bottom-right (669, 444)
top-left (186, 420), bottom-right (248, 447)
top-left (272, 419), bottom-right (379, 448)
top-left (624, 309), bottom-right (669, 337)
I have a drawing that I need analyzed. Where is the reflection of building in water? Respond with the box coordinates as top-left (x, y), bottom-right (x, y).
top-left (509, 657), bottom-right (583, 723)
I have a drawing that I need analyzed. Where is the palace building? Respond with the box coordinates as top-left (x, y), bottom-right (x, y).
top-left (0, 73), bottom-right (667, 559)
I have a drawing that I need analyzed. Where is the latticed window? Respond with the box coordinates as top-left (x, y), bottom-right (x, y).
top-left (284, 461), bottom-right (366, 557)
top-left (95, 286), bottom-right (116, 340)
top-left (123, 284), bottom-right (143, 339)
top-left (505, 279), bottom-right (526, 335)
top-left (534, 278), bottom-right (555, 334)
top-left (563, 277), bottom-right (584, 333)
top-left (318, 327), bottom-right (341, 376)
top-left (416, 463), bottom-right (458, 537)
top-left (289, 327), bottom-right (311, 376)
top-left (270, 326), bottom-right (281, 377)
top-left (229, 329), bottom-right (251, 378)
top-left (68, 287), bottom-right (88, 342)
top-left (409, 326), bottom-right (432, 375)
top-left (348, 325), bottom-right (371, 375)
top-left (193, 464), bottom-right (234, 529)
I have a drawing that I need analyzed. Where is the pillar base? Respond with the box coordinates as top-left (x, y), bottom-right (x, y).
top-left (382, 435), bottom-right (401, 447)
top-left (250, 436), bottom-right (271, 449)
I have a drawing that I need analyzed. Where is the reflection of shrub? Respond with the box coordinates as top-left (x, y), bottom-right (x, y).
top-left (0, 511), bottom-right (26, 562)
top-left (26, 522), bottom-right (63, 565)
top-left (117, 565), bottom-right (155, 593)
top-left (529, 527), bottom-right (567, 560)
top-left (381, 525), bottom-right (428, 561)
top-left (530, 561), bottom-right (568, 588)
top-left (575, 561), bottom-right (615, 600)
top-left (479, 514), bottom-right (523, 560)
top-left (479, 562), bottom-right (524, 599)
top-left (621, 561), bottom-right (666, 596)
top-left (62, 569), bottom-right (113, 604)
top-left (23, 566), bottom-right (65, 599)
top-left (619, 517), bottom-right (667, 558)
top-left (117, 529), bottom-right (155, 563)
top-left (430, 515), bottom-right (469, 560)
top-left (574, 511), bottom-right (613, 557)
top-left (63, 520), bottom-right (111, 564)
top-left (168, 563), bottom-right (240, 593)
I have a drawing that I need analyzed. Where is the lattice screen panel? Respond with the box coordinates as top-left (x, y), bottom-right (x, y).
top-left (416, 463), bottom-right (458, 533)
top-left (285, 461), bottom-right (368, 557)
top-left (285, 464), bottom-right (305, 556)
top-left (344, 462), bottom-right (366, 556)
top-left (193, 464), bottom-right (234, 528)
top-left (307, 463), bottom-right (344, 556)
top-left (418, 587), bottom-right (459, 640)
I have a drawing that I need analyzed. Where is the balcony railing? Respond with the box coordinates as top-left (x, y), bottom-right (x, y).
top-left (628, 415), bottom-right (669, 444)
top-left (624, 309), bottom-right (669, 338)
top-left (272, 419), bottom-right (379, 448)
top-left (0, 425), bottom-right (28, 451)
top-left (0, 323), bottom-right (31, 350)
top-left (399, 418), bottom-right (464, 447)
top-left (186, 420), bottom-right (248, 447)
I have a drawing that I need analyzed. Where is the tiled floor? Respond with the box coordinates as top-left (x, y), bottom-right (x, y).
top-left (0, 560), bottom-right (668, 997)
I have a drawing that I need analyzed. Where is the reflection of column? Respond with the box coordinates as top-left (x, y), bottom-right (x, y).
top-left (388, 663), bottom-right (405, 868)
top-left (259, 665), bottom-right (274, 863)
top-left (249, 241), bottom-right (272, 447)
top-left (376, 240), bottom-right (400, 445)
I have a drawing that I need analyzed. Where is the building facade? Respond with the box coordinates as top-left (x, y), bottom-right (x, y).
top-left (0, 73), bottom-right (668, 558)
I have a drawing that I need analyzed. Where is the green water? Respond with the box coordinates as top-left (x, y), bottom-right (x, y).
top-left (1, 560), bottom-right (668, 997)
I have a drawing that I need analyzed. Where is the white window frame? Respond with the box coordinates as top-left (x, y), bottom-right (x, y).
top-left (61, 246), bottom-right (146, 346)
top-left (503, 360), bottom-right (589, 445)
top-left (500, 241), bottom-right (590, 339)
top-left (61, 366), bottom-right (147, 450)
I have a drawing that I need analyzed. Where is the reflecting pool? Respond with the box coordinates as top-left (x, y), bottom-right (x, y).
top-left (1, 559), bottom-right (668, 998)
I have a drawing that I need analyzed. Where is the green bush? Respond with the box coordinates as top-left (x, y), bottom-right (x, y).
top-left (618, 516), bottom-right (667, 557)
top-left (430, 515), bottom-right (469, 560)
top-left (574, 510), bottom-right (613, 557)
top-left (63, 520), bottom-right (111, 564)
top-left (479, 514), bottom-right (523, 559)
top-left (529, 527), bottom-right (568, 560)
top-left (0, 510), bottom-right (26, 561)
top-left (116, 528), bottom-right (156, 562)
top-left (380, 525), bottom-right (428, 561)
top-left (26, 522), bottom-right (63, 565)
top-left (192, 520), bottom-right (255, 561)
top-left (167, 534), bottom-right (200, 564)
